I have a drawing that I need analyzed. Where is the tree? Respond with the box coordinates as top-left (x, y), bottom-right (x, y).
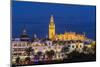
top-left (15, 56), bottom-right (20, 64)
top-left (45, 50), bottom-right (55, 61)
top-left (61, 46), bottom-right (69, 59)
top-left (37, 51), bottom-right (43, 60)
top-left (24, 57), bottom-right (31, 64)
top-left (61, 45), bottom-right (69, 54)
top-left (25, 47), bottom-right (34, 56)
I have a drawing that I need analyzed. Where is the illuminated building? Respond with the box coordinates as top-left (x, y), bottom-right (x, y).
top-left (48, 15), bottom-right (87, 41)
top-left (49, 15), bottom-right (55, 39)
top-left (12, 29), bottom-right (30, 62)
top-left (12, 15), bottom-right (95, 64)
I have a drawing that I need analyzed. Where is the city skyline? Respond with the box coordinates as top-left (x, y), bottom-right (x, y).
top-left (12, 1), bottom-right (96, 40)
top-left (11, 1), bottom-right (96, 66)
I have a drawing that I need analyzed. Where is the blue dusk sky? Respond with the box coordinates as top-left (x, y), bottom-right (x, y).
top-left (12, 1), bottom-right (96, 40)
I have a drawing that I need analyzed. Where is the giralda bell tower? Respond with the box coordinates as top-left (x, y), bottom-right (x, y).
top-left (49, 15), bottom-right (55, 39)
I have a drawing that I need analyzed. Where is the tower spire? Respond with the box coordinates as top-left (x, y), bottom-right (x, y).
top-left (22, 29), bottom-right (27, 35)
top-left (50, 15), bottom-right (54, 25)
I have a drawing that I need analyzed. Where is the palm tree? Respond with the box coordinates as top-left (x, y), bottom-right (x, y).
top-left (24, 57), bottom-right (31, 64)
top-left (50, 50), bottom-right (55, 57)
top-left (37, 51), bottom-right (43, 61)
top-left (45, 50), bottom-right (55, 61)
top-left (25, 46), bottom-right (34, 63)
top-left (15, 56), bottom-right (20, 65)
top-left (25, 46), bottom-right (34, 56)
top-left (61, 45), bottom-right (70, 59)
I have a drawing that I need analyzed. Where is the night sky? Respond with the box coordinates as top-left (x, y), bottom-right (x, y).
top-left (12, 1), bottom-right (96, 40)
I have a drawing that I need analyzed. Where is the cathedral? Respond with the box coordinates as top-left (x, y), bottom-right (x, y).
top-left (49, 15), bottom-right (87, 41)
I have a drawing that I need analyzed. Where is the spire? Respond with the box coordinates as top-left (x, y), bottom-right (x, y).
top-left (22, 29), bottom-right (27, 35)
top-left (50, 15), bottom-right (54, 25)
top-left (34, 34), bottom-right (37, 38)
top-left (46, 35), bottom-right (48, 38)
top-left (83, 32), bottom-right (86, 36)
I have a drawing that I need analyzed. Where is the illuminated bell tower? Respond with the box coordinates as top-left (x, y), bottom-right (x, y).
top-left (49, 15), bottom-right (55, 39)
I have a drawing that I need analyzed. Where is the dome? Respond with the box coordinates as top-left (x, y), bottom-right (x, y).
top-left (20, 29), bottom-right (30, 41)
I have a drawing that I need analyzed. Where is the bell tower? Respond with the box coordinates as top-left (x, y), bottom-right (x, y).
top-left (49, 15), bottom-right (55, 39)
